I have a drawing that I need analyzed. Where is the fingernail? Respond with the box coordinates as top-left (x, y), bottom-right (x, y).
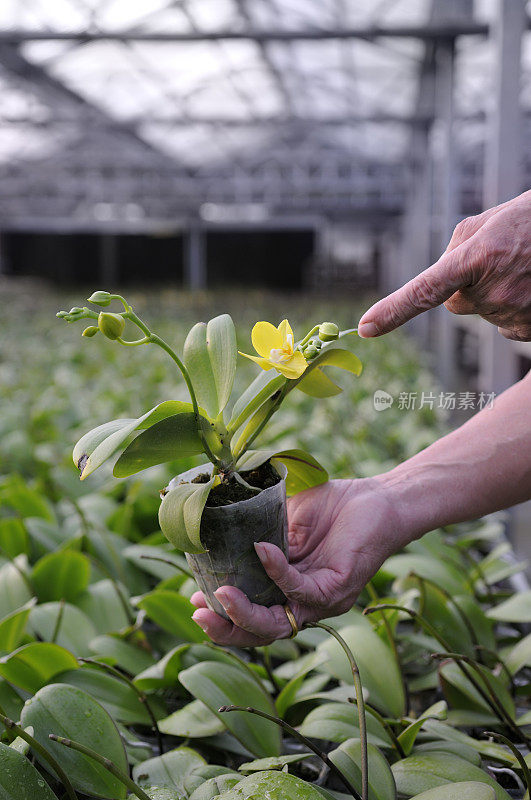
top-left (214, 589), bottom-right (231, 610)
top-left (255, 542), bottom-right (269, 564)
top-left (357, 321), bottom-right (379, 338)
top-left (191, 612), bottom-right (208, 632)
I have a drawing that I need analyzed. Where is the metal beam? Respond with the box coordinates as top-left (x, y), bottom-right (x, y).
top-left (0, 24), bottom-right (495, 43)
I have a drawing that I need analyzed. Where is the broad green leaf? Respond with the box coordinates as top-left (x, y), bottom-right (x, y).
top-left (0, 678), bottom-right (24, 720)
top-left (239, 754), bottom-right (313, 773)
top-left (329, 738), bottom-right (396, 800)
top-left (275, 651), bottom-right (329, 717)
top-left (159, 700), bottom-right (225, 738)
top-left (0, 741), bottom-right (59, 800)
top-left (136, 590), bottom-right (206, 642)
top-left (517, 709), bottom-right (531, 726)
top-left (391, 753), bottom-right (510, 800)
top-left (0, 643), bottom-right (78, 693)
top-left (409, 784), bottom-right (496, 800)
top-left (505, 632), bottom-right (531, 675)
top-left (21, 683), bottom-right (128, 799)
top-left (134, 644), bottom-right (191, 691)
top-left (0, 600), bottom-right (35, 654)
top-left (413, 742), bottom-right (481, 766)
top-left (397, 701), bottom-right (447, 755)
top-left (28, 602), bottom-right (97, 656)
top-left (132, 747), bottom-right (206, 793)
top-left (0, 518), bottom-right (28, 558)
top-left (229, 371), bottom-right (285, 431)
top-left (383, 554), bottom-right (470, 596)
top-left (438, 660), bottom-right (514, 719)
top-left (236, 448), bottom-right (328, 495)
top-left (113, 413), bottom-right (204, 477)
top-left (486, 591), bottom-right (531, 623)
top-left (55, 667), bottom-right (167, 725)
top-left (158, 476), bottom-right (220, 553)
top-left (184, 315), bottom-right (237, 419)
top-left (89, 634), bottom-right (156, 674)
top-left (32, 550), bottom-right (90, 602)
top-left (317, 623), bottom-right (406, 717)
top-left (296, 367), bottom-right (342, 397)
top-left (0, 557), bottom-right (32, 618)
top-left (184, 765), bottom-right (240, 796)
top-left (188, 775), bottom-right (241, 799)
top-left (215, 771), bottom-right (325, 800)
top-left (75, 579), bottom-right (131, 634)
top-left (0, 477), bottom-right (54, 522)
top-left (299, 702), bottom-right (393, 749)
top-left (124, 544), bottom-right (190, 582)
top-left (127, 789), bottom-right (183, 800)
top-left (75, 401), bottom-right (193, 480)
top-left (179, 661), bottom-right (281, 757)
top-left (304, 346), bottom-right (362, 378)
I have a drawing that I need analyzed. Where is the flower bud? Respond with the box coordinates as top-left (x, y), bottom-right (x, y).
top-left (303, 344), bottom-right (319, 360)
top-left (318, 322), bottom-right (339, 342)
top-left (56, 311), bottom-right (68, 318)
top-left (82, 326), bottom-right (99, 338)
top-left (88, 291), bottom-right (112, 307)
top-left (98, 311), bottom-right (125, 340)
top-left (69, 307), bottom-right (84, 315)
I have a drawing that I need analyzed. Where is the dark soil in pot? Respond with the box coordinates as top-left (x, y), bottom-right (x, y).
top-left (182, 460), bottom-right (289, 619)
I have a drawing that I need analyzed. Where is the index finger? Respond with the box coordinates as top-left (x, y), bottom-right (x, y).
top-left (358, 247), bottom-right (474, 337)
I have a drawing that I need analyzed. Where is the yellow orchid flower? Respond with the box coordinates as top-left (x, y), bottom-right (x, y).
top-left (239, 319), bottom-right (308, 379)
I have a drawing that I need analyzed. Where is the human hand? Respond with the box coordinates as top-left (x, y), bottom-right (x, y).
top-left (358, 190), bottom-right (531, 341)
top-left (191, 477), bottom-right (403, 646)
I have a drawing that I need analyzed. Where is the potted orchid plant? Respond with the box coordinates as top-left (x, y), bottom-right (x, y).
top-left (57, 291), bottom-right (362, 617)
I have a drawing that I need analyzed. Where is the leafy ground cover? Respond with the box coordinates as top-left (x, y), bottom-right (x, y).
top-left (0, 282), bottom-right (530, 799)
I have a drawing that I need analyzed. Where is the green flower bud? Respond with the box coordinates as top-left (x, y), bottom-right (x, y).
top-left (82, 326), bottom-right (99, 338)
top-left (303, 344), bottom-right (319, 360)
top-left (319, 322), bottom-right (339, 342)
top-left (98, 311), bottom-right (125, 340)
top-left (309, 337), bottom-right (322, 349)
top-left (88, 290), bottom-right (112, 307)
top-left (69, 307), bottom-right (84, 315)
top-left (56, 311), bottom-right (68, 318)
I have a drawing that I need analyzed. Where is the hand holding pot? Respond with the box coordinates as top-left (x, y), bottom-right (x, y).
top-left (191, 477), bottom-right (402, 646)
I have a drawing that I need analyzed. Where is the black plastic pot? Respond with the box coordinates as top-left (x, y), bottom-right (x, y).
top-left (168, 463), bottom-right (288, 619)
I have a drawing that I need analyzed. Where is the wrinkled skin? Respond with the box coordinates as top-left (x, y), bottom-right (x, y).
top-left (191, 478), bottom-right (402, 646)
top-left (358, 190), bottom-right (531, 342)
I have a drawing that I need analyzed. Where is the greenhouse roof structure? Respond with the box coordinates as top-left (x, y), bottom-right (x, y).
top-left (0, 0), bottom-right (529, 229)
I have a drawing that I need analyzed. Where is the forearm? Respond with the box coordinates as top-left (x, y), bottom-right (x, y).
top-left (378, 371), bottom-right (531, 544)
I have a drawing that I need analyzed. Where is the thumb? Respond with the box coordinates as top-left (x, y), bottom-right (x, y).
top-left (358, 246), bottom-right (475, 337)
top-left (255, 542), bottom-right (323, 605)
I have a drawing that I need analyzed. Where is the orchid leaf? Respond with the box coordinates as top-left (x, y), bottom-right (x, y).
top-left (391, 753), bottom-right (510, 799)
top-left (397, 701), bottom-right (447, 755)
top-left (329, 738), bottom-right (396, 800)
top-left (113, 413), bottom-right (204, 477)
top-left (0, 642), bottom-right (78, 693)
top-left (159, 475), bottom-right (220, 553)
top-left (0, 742), bottom-right (59, 800)
top-left (229, 371), bottom-right (285, 431)
top-left (296, 367), bottom-right (342, 397)
top-left (184, 315), bottom-right (237, 419)
top-left (236, 449), bottom-right (327, 495)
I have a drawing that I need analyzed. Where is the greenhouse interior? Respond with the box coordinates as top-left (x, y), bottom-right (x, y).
top-left (1, 0), bottom-right (531, 798)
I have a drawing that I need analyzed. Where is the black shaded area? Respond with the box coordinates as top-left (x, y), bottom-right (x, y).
top-left (206, 229), bottom-right (313, 288)
top-left (117, 234), bottom-right (183, 284)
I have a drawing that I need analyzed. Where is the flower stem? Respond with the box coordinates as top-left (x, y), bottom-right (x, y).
top-left (484, 731), bottom-right (531, 795)
top-left (218, 705), bottom-right (361, 800)
top-left (0, 714), bottom-right (78, 800)
top-left (49, 735), bottom-right (151, 800)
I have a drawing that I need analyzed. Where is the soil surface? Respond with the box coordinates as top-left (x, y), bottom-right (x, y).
top-left (191, 460), bottom-right (280, 506)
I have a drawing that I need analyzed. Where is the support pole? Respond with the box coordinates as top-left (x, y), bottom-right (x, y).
top-left (184, 226), bottom-right (206, 290)
top-left (479, 0), bottom-right (525, 396)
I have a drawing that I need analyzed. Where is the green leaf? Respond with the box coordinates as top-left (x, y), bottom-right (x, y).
top-left (134, 644), bottom-right (190, 691)
top-left (20, 683), bottom-right (128, 799)
top-left (383, 554), bottom-right (470, 596)
top-left (184, 315), bottom-right (237, 419)
top-left (113, 413), bottom-right (204, 477)
top-left (391, 753), bottom-right (511, 800)
top-left (184, 765), bottom-right (240, 796)
top-left (89, 634), bottom-right (156, 674)
top-left (159, 700), bottom-right (225, 738)
top-left (397, 701), bottom-right (447, 756)
top-left (54, 667), bottom-right (167, 725)
top-left (413, 742), bottom-right (481, 767)
top-left (486, 591), bottom-right (531, 623)
top-left (0, 518), bottom-right (29, 558)
top-left (136, 590), bottom-right (207, 642)
top-left (0, 643), bottom-right (78, 693)
top-left (236, 449), bottom-right (328, 496)
top-left (188, 775), bottom-right (241, 799)
top-left (505, 632), bottom-right (531, 675)
top-left (0, 557), bottom-right (33, 618)
top-left (29, 602), bottom-right (97, 656)
top-left (317, 622), bottom-right (406, 717)
top-left (438, 660), bottom-right (514, 719)
top-left (32, 550), bottom-right (90, 602)
top-left (74, 401), bottom-right (193, 480)
top-left (306, 346), bottom-right (362, 378)
top-left (0, 741), bottom-right (59, 800)
top-left (296, 367), bottom-right (342, 398)
top-left (229, 371), bottom-right (285, 432)
top-left (329, 738), bottom-right (396, 800)
top-left (409, 784), bottom-right (496, 800)
top-left (0, 677), bottom-right (24, 720)
top-left (0, 600), bottom-right (35, 654)
top-left (0, 477), bottom-right (54, 522)
top-left (214, 770), bottom-right (326, 800)
top-left (299, 702), bottom-right (393, 749)
top-left (158, 476), bottom-right (220, 553)
top-left (132, 747), bottom-right (206, 793)
top-left (179, 661), bottom-right (281, 757)
top-left (239, 753), bottom-right (313, 773)
top-left (75, 579), bottom-right (131, 634)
